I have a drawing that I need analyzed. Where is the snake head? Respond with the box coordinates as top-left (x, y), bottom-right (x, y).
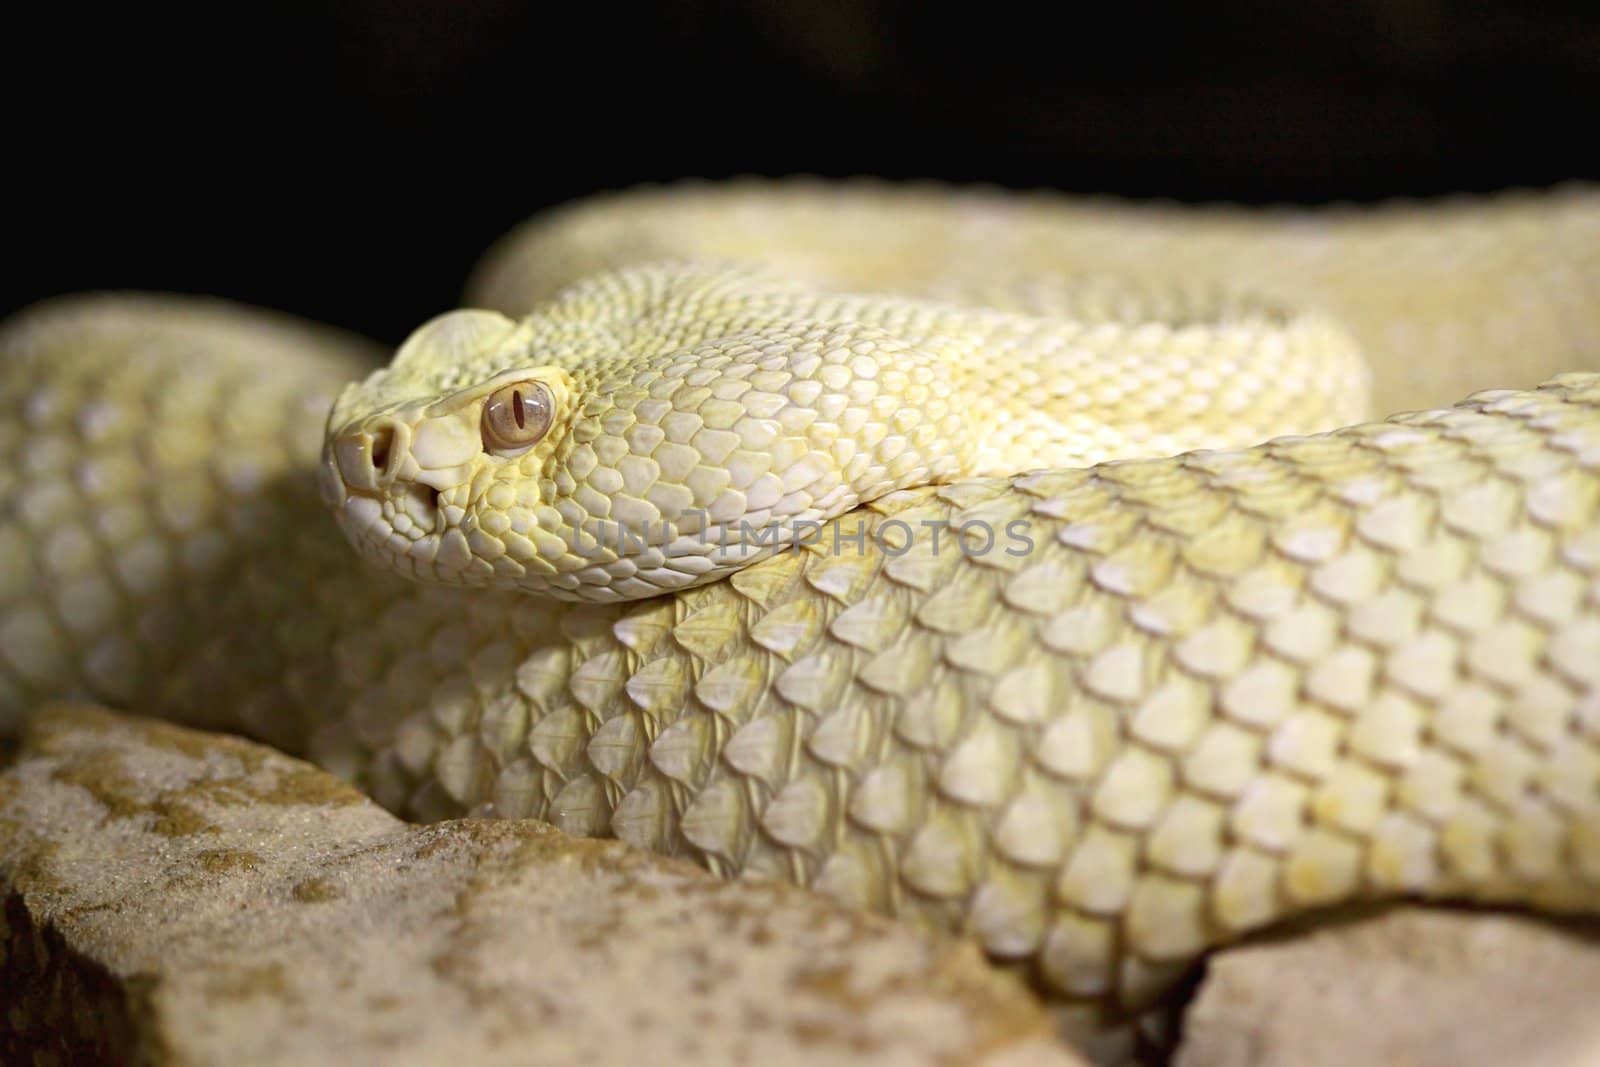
top-left (321, 265), bottom-right (976, 602)
top-left (321, 308), bottom-right (590, 596)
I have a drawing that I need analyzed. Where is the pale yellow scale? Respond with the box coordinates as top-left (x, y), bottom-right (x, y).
top-left (2, 183), bottom-right (1599, 1039)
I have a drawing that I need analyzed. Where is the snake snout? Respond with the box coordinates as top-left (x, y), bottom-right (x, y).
top-left (325, 413), bottom-right (449, 547)
top-left (331, 415), bottom-right (410, 492)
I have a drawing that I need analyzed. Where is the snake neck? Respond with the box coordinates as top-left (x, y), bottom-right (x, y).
top-left (318, 260), bottom-right (1374, 603)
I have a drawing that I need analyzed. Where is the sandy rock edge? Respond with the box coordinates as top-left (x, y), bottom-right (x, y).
top-left (0, 704), bottom-right (1082, 1067)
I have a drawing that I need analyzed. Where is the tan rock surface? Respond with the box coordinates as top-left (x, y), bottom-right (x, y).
top-left (0, 703), bottom-right (1083, 1066)
top-left (1176, 906), bottom-right (1600, 1067)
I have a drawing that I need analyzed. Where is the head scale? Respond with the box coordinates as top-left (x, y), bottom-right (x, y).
top-left (319, 308), bottom-right (594, 596)
top-left (320, 267), bottom-right (975, 603)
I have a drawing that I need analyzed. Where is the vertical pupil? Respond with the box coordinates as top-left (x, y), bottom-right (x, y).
top-left (511, 389), bottom-right (525, 429)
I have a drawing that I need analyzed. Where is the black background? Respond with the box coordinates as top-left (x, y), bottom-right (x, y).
top-left (8, 1), bottom-right (1598, 343)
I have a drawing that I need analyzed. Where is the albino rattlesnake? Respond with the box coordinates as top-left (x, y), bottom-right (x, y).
top-left (3, 181), bottom-right (1600, 1036)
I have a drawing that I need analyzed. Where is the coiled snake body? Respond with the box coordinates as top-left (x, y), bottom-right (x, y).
top-left (3, 182), bottom-right (1600, 1029)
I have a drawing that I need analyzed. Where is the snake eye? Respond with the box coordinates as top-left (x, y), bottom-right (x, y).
top-left (482, 381), bottom-right (554, 454)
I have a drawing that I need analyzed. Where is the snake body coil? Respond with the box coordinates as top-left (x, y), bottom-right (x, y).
top-left (2, 182), bottom-right (1599, 1025)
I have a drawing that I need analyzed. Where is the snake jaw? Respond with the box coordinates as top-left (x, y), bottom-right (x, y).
top-left (316, 442), bottom-right (347, 509)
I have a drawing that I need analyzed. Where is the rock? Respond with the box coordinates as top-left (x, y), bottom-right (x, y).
top-left (1175, 906), bottom-right (1600, 1067)
top-left (0, 703), bottom-right (1083, 1066)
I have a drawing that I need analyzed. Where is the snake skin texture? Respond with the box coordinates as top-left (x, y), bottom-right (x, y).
top-left (3, 183), bottom-right (1600, 1034)
top-left (322, 265), bottom-right (1366, 600)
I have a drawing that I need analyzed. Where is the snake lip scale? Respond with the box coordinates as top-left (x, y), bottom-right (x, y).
top-left (2, 179), bottom-right (1599, 1040)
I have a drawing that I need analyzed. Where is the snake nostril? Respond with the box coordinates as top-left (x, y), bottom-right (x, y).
top-left (370, 424), bottom-right (395, 475)
top-left (334, 419), bottom-right (407, 492)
